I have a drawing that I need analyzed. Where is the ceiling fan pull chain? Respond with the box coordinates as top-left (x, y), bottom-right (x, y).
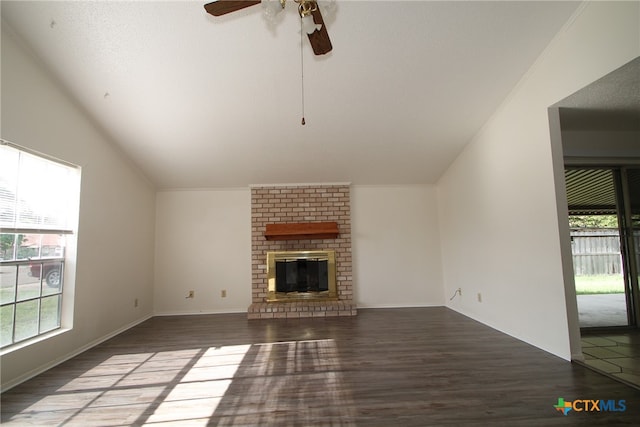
top-left (300, 16), bottom-right (306, 126)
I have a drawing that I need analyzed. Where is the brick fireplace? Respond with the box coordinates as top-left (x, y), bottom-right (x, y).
top-left (248, 183), bottom-right (357, 319)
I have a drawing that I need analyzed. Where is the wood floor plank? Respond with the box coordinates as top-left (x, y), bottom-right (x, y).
top-left (2, 307), bottom-right (640, 425)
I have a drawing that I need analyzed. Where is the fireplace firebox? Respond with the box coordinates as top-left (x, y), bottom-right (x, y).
top-left (267, 251), bottom-right (337, 302)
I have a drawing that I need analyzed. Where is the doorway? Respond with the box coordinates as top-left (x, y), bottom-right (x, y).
top-left (565, 166), bottom-right (640, 388)
top-left (620, 167), bottom-right (640, 329)
top-left (550, 56), bottom-right (640, 388)
top-left (566, 167), bottom-right (639, 330)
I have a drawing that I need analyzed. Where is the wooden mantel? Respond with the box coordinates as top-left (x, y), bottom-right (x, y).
top-left (264, 222), bottom-right (339, 241)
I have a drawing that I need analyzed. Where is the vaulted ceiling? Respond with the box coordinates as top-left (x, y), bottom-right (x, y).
top-left (1, 1), bottom-right (580, 189)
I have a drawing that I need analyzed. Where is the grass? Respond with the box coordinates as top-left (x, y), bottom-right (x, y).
top-left (574, 274), bottom-right (625, 295)
top-left (1, 298), bottom-right (61, 347)
top-left (1, 280), bottom-right (61, 347)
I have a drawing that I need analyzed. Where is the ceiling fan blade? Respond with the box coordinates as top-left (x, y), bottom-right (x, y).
top-left (307, 5), bottom-right (332, 55)
top-left (204, 0), bottom-right (261, 17)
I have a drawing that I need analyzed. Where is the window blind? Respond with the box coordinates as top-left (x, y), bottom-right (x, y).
top-left (0, 142), bottom-right (80, 234)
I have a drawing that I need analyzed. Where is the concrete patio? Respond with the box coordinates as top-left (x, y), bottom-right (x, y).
top-left (577, 293), bottom-right (628, 328)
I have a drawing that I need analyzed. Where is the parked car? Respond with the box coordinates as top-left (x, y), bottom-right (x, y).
top-left (29, 262), bottom-right (62, 288)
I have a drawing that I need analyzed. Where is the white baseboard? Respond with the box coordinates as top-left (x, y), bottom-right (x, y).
top-left (153, 308), bottom-right (247, 316)
top-left (355, 303), bottom-right (442, 309)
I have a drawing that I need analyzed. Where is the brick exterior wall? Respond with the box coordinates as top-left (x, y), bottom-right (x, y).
top-left (248, 184), bottom-right (357, 319)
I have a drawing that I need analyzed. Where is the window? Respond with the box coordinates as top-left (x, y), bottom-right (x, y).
top-left (0, 141), bottom-right (80, 349)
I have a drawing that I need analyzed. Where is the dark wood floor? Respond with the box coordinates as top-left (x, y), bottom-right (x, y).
top-left (2, 307), bottom-right (640, 426)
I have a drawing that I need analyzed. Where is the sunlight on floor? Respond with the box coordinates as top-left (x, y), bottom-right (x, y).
top-left (144, 345), bottom-right (250, 426)
top-left (14, 345), bottom-right (251, 426)
top-left (8, 340), bottom-right (357, 426)
top-left (208, 339), bottom-right (357, 426)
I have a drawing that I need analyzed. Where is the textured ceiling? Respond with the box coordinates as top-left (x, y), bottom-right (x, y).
top-left (557, 57), bottom-right (640, 132)
top-left (1, 1), bottom-right (581, 189)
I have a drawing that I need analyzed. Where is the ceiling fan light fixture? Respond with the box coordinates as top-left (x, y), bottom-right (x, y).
top-left (262, 0), bottom-right (285, 16)
top-left (296, 0), bottom-right (317, 18)
top-left (301, 13), bottom-right (321, 35)
top-left (205, 0), bottom-right (331, 55)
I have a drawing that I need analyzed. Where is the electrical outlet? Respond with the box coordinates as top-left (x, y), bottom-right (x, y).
top-left (477, 293), bottom-right (482, 303)
top-left (221, 290), bottom-right (227, 298)
top-left (134, 298), bottom-right (138, 308)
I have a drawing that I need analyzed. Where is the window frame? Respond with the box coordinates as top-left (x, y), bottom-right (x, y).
top-left (0, 140), bottom-right (80, 350)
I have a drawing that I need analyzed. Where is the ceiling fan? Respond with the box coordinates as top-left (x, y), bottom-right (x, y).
top-left (204, 0), bottom-right (332, 55)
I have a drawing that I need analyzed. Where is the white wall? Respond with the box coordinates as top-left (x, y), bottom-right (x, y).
top-left (154, 189), bottom-right (252, 314)
top-left (437, 1), bottom-right (640, 360)
top-left (153, 185), bottom-right (444, 314)
top-left (352, 185), bottom-right (444, 308)
top-left (1, 26), bottom-right (156, 390)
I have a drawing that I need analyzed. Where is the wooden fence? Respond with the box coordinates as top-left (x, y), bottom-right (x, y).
top-left (571, 229), bottom-right (622, 276)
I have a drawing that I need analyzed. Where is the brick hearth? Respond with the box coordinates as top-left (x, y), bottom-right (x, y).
top-left (248, 183), bottom-right (357, 319)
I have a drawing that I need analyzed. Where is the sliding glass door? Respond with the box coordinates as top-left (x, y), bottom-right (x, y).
top-left (620, 168), bottom-right (640, 327)
top-left (566, 167), bottom-right (639, 329)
